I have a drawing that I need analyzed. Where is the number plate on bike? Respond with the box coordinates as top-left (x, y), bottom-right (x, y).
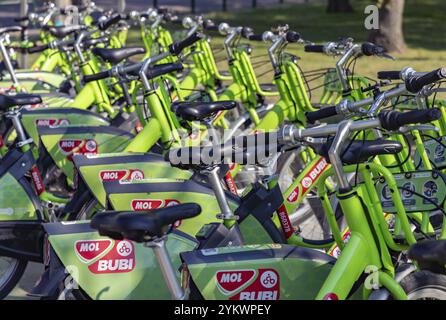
top-left (414, 136), bottom-right (446, 170)
top-left (375, 170), bottom-right (446, 213)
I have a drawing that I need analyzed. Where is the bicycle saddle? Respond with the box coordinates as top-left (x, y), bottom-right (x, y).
top-left (47, 25), bottom-right (87, 38)
top-left (316, 138), bottom-right (403, 165)
top-left (0, 93), bottom-right (42, 111)
top-left (92, 46), bottom-right (145, 64)
top-left (90, 203), bottom-right (202, 242)
top-left (0, 26), bottom-right (22, 36)
top-left (171, 101), bottom-right (236, 122)
top-left (408, 240), bottom-right (446, 274)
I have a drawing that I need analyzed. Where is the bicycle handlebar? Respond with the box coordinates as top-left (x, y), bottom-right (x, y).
top-left (284, 108), bottom-right (442, 144)
top-left (405, 67), bottom-right (446, 93)
top-left (379, 108), bottom-right (442, 131)
top-left (377, 71), bottom-right (401, 80)
top-left (304, 44), bottom-right (325, 53)
top-left (285, 31), bottom-right (301, 43)
top-left (97, 13), bottom-right (123, 31)
top-left (83, 62), bottom-right (183, 83)
top-left (361, 42), bottom-right (385, 56)
top-left (202, 19), bottom-right (219, 31)
top-left (14, 16), bottom-right (29, 22)
top-left (305, 106), bottom-right (338, 123)
top-left (247, 33), bottom-right (263, 41)
top-left (168, 31), bottom-right (203, 56)
top-left (27, 43), bottom-right (50, 54)
top-left (83, 70), bottom-right (111, 83)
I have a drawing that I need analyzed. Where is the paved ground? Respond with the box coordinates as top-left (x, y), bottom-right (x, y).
top-left (5, 262), bottom-right (43, 300)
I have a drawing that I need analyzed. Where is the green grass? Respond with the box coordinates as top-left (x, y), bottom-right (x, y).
top-left (127, 0), bottom-right (445, 100)
top-left (208, 0), bottom-right (446, 50)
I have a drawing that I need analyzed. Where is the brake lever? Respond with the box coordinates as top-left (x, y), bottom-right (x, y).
top-left (377, 52), bottom-right (395, 61)
top-left (399, 125), bottom-right (439, 133)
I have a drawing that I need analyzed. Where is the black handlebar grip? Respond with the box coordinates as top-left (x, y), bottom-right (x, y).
top-left (170, 16), bottom-right (183, 25)
top-left (98, 13), bottom-right (123, 31)
top-left (205, 24), bottom-right (219, 31)
top-left (203, 19), bottom-right (218, 31)
top-left (14, 16), bottom-right (29, 22)
top-left (304, 45), bottom-right (325, 53)
top-left (157, 8), bottom-right (169, 14)
top-left (405, 67), bottom-right (446, 93)
top-left (305, 106), bottom-right (338, 123)
top-left (169, 32), bottom-right (203, 56)
top-left (34, 5), bottom-right (52, 14)
top-left (379, 108), bottom-right (442, 131)
top-left (77, 5), bottom-right (88, 13)
top-left (146, 63), bottom-right (184, 79)
top-left (285, 31), bottom-right (301, 43)
top-left (83, 70), bottom-right (111, 83)
top-left (247, 34), bottom-right (263, 41)
top-left (28, 43), bottom-right (50, 54)
top-left (361, 42), bottom-right (384, 56)
top-left (83, 37), bottom-right (109, 48)
top-left (377, 71), bottom-right (401, 80)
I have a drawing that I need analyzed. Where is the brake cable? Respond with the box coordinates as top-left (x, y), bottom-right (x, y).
top-left (296, 63), bottom-right (313, 101)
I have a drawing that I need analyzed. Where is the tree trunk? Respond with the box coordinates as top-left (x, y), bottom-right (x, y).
top-left (327, 0), bottom-right (354, 13)
top-left (368, 0), bottom-right (407, 53)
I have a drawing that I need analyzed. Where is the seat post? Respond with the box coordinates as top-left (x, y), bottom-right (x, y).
top-left (206, 166), bottom-right (236, 220)
top-left (6, 109), bottom-right (30, 146)
top-left (146, 238), bottom-right (186, 300)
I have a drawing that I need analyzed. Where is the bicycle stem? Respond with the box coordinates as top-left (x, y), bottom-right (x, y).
top-left (0, 36), bottom-right (20, 87)
top-left (335, 44), bottom-right (360, 92)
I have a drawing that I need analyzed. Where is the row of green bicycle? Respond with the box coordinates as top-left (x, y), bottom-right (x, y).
top-left (0, 3), bottom-right (445, 300)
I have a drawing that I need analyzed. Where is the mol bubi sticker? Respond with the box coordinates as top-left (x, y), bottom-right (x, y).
top-left (75, 239), bottom-right (136, 274)
top-left (216, 269), bottom-right (280, 300)
top-left (99, 169), bottom-right (144, 182)
top-left (59, 139), bottom-right (98, 160)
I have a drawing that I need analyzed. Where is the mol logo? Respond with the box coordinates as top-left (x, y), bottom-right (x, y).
top-left (99, 169), bottom-right (144, 182)
top-left (74, 239), bottom-right (113, 263)
top-left (216, 270), bottom-right (256, 294)
top-left (100, 170), bottom-right (127, 182)
top-left (59, 139), bottom-right (82, 154)
top-left (286, 185), bottom-right (300, 203)
top-left (35, 118), bottom-right (70, 127)
top-left (131, 199), bottom-right (180, 211)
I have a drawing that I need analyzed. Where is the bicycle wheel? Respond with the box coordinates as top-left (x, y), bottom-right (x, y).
top-left (0, 256), bottom-right (27, 299)
top-left (398, 271), bottom-right (446, 300)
